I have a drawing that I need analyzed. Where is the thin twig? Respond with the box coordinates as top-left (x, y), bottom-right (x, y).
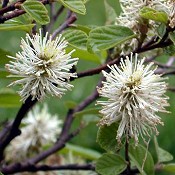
top-left (1, 163), bottom-right (95, 174)
top-left (53, 5), bottom-right (64, 21)
top-left (0, 82), bottom-right (100, 174)
top-left (0, 0), bottom-right (24, 15)
top-left (0, 0), bottom-right (49, 23)
top-left (76, 38), bottom-right (173, 79)
top-left (51, 12), bottom-right (77, 40)
top-left (48, 5), bottom-right (65, 33)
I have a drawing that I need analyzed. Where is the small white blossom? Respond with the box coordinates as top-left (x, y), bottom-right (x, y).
top-left (6, 104), bottom-right (62, 162)
top-left (97, 53), bottom-right (169, 144)
top-left (6, 29), bottom-right (78, 102)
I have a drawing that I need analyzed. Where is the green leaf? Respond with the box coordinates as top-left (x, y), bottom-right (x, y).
top-left (169, 32), bottom-right (175, 45)
top-left (70, 24), bottom-right (91, 35)
top-left (96, 153), bottom-right (127, 175)
top-left (129, 144), bottom-right (155, 175)
top-left (87, 25), bottom-right (136, 52)
top-left (157, 147), bottom-right (173, 163)
top-left (0, 88), bottom-right (21, 108)
top-left (60, 143), bottom-right (101, 160)
top-left (163, 45), bottom-right (175, 56)
top-left (0, 20), bottom-right (35, 32)
top-left (21, 0), bottom-right (50, 25)
top-left (66, 47), bottom-right (107, 64)
top-left (58, 0), bottom-right (86, 15)
top-left (63, 29), bottom-right (88, 50)
top-left (157, 23), bottom-right (166, 38)
top-left (140, 7), bottom-right (168, 24)
top-left (162, 163), bottom-right (175, 173)
top-left (154, 137), bottom-right (173, 163)
top-left (104, 0), bottom-right (117, 25)
top-left (97, 123), bottom-right (120, 152)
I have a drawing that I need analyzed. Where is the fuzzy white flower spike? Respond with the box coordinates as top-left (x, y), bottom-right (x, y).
top-left (6, 29), bottom-right (78, 102)
top-left (97, 53), bottom-right (169, 144)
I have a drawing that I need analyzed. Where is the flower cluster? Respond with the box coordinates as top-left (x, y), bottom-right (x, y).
top-left (116, 0), bottom-right (175, 31)
top-left (97, 53), bottom-right (169, 144)
top-left (6, 104), bottom-right (62, 162)
top-left (6, 29), bottom-right (78, 102)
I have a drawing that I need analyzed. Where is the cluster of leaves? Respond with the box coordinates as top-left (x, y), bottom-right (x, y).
top-left (96, 123), bottom-right (175, 175)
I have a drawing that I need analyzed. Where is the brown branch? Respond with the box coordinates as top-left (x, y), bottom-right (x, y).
top-left (2, 0), bottom-right (9, 8)
top-left (0, 9), bottom-right (25, 23)
top-left (0, 0), bottom-right (49, 23)
top-left (2, 163), bottom-right (95, 174)
top-left (51, 11), bottom-right (77, 40)
top-left (47, 5), bottom-right (65, 33)
top-left (0, 97), bottom-right (37, 161)
top-left (27, 88), bottom-right (99, 165)
top-left (76, 39), bottom-right (173, 79)
top-left (0, 0), bottom-right (23, 15)
top-left (0, 81), bottom-right (100, 174)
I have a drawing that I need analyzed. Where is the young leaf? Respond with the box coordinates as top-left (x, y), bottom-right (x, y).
top-left (154, 137), bottom-right (173, 163)
top-left (162, 163), bottom-right (175, 173)
top-left (157, 23), bottom-right (166, 38)
top-left (0, 88), bottom-right (21, 108)
top-left (58, 0), bottom-right (86, 15)
top-left (97, 123), bottom-right (119, 152)
top-left (87, 25), bottom-right (136, 52)
top-left (129, 144), bottom-right (155, 175)
top-left (157, 147), bottom-right (173, 163)
top-left (21, 0), bottom-right (50, 25)
top-left (140, 7), bottom-right (168, 24)
top-left (0, 20), bottom-right (35, 32)
top-left (63, 29), bottom-right (88, 50)
top-left (96, 153), bottom-right (127, 175)
top-left (104, 0), bottom-right (117, 25)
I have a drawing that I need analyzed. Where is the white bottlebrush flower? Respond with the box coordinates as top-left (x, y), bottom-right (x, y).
top-left (116, 0), bottom-right (175, 36)
top-left (6, 104), bottom-right (62, 162)
top-left (97, 53), bottom-right (169, 144)
top-left (6, 29), bottom-right (78, 102)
